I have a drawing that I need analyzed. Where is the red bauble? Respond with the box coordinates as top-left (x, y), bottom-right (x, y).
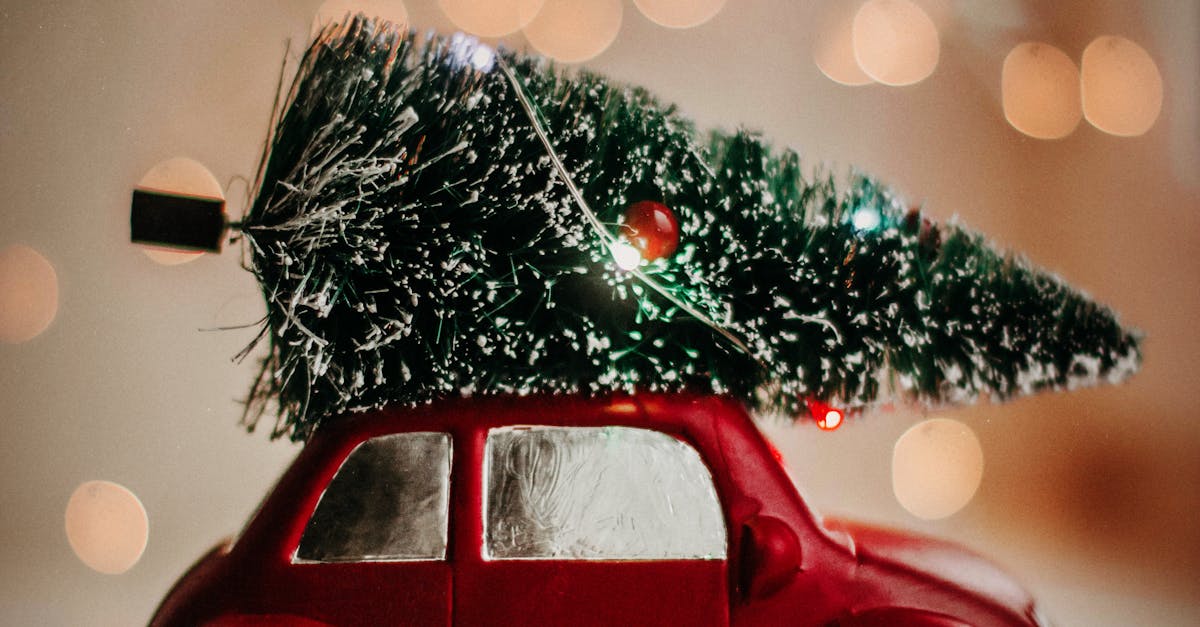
top-left (621, 200), bottom-right (680, 261)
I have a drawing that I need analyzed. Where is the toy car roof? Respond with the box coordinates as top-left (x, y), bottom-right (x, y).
top-left (302, 392), bottom-right (752, 448)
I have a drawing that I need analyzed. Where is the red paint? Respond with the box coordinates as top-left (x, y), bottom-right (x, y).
top-left (622, 200), bottom-right (680, 261)
top-left (150, 393), bottom-right (1040, 627)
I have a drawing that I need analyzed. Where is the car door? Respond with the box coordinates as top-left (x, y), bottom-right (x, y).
top-left (269, 431), bottom-right (454, 626)
top-left (454, 425), bottom-right (729, 626)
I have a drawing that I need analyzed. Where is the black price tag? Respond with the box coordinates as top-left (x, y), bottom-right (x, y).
top-left (130, 189), bottom-right (226, 252)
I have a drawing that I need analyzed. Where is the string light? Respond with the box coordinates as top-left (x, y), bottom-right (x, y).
top-left (806, 399), bottom-right (845, 431)
top-left (611, 240), bottom-right (643, 271)
top-left (851, 205), bottom-right (883, 232)
top-left (448, 33), bottom-right (497, 72)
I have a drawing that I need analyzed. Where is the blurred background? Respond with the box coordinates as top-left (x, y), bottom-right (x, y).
top-left (0, 0), bottom-right (1196, 624)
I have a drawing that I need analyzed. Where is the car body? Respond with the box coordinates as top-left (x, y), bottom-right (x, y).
top-left (150, 393), bottom-right (1050, 626)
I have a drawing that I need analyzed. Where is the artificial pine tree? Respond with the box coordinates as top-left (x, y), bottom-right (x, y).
top-left (229, 16), bottom-right (1139, 441)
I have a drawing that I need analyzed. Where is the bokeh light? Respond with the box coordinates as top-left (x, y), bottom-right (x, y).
top-left (1081, 35), bottom-right (1163, 137)
top-left (311, 0), bottom-right (409, 38)
top-left (892, 418), bottom-right (984, 520)
top-left (1002, 42), bottom-right (1082, 140)
top-left (522, 0), bottom-right (623, 63)
top-left (136, 157), bottom-right (223, 266)
top-left (853, 0), bottom-right (940, 86)
top-left (438, 0), bottom-right (544, 37)
top-left (813, 1), bottom-right (873, 86)
top-left (0, 244), bottom-right (59, 344)
top-left (633, 0), bottom-right (726, 29)
top-left (64, 480), bottom-right (149, 575)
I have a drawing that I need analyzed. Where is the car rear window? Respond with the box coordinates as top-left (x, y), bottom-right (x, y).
top-left (483, 426), bottom-right (726, 561)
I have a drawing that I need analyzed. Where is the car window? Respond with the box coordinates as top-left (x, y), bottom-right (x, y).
top-left (294, 432), bottom-right (451, 563)
top-left (484, 426), bottom-right (726, 560)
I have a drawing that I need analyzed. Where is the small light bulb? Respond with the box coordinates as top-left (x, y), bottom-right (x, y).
top-left (469, 44), bottom-right (496, 72)
top-left (806, 398), bottom-right (845, 431)
top-left (611, 240), bottom-right (643, 271)
top-left (447, 33), bottom-right (497, 72)
top-left (852, 207), bottom-right (882, 231)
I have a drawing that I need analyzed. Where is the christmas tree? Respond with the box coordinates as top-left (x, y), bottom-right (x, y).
top-left (234, 16), bottom-right (1139, 441)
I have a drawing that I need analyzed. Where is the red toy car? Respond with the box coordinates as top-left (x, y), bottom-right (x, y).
top-left (151, 394), bottom-right (1053, 626)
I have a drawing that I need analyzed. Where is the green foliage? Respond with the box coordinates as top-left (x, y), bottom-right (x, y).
top-left (241, 17), bottom-right (1139, 441)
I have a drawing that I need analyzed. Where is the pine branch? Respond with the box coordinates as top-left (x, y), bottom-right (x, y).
top-left (239, 17), bottom-right (1140, 441)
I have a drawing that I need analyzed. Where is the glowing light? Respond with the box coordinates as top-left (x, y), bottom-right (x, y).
top-left (633, 0), bottom-right (726, 29)
top-left (448, 33), bottom-right (497, 72)
top-left (853, 0), bottom-right (939, 86)
top-left (467, 43), bottom-right (496, 71)
top-left (311, 0), bottom-right (409, 38)
top-left (438, 0), bottom-right (545, 37)
top-left (136, 157), bottom-right (223, 265)
top-left (522, 0), bottom-right (623, 64)
top-left (851, 206), bottom-right (882, 231)
top-left (0, 244), bottom-right (59, 344)
top-left (1002, 42), bottom-right (1082, 140)
top-left (1081, 35), bottom-right (1163, 137)
top-left (813, 1), bottom-right (874, 86)
top-left (65, 480), bottom-right (149, 574)
top-left (612, 240), bottom-right (643, 271)
top-left (806, 399), bottom-right (845, 431)
top-left (892, 418), bottom-right (984, 520)
top-left (819, 409), bottom-right (844, 431)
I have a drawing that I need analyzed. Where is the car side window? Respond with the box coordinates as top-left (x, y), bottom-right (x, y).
top-left (295, 432), bottom-right (451, 563)
top-left (484, 426), bottom-right (726, 560)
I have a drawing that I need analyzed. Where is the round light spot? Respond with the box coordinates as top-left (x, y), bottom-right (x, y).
top-left (813, 1), bottom-right (874, 86)
top-left (136, 157), bottom-right (224, 266)
top-left (633, 0), bottom-right (726, 29)
top-left (851, 206), bottom-right (882, 231)
top-left (1081, 35), bottom-right (1163, 137)
top-left (1002, 42), bottom-right (1082, 139)
top-left (892, 418), bottom-right (983, 520)
top-left (311, 0), bottom-right (409, 38)
top-left (611, 240), bottom-right (642, 271)
top-left (0, 244), bottom-right (59, 344)
top-left (522, 0), bottom-right (623, 64)
top-left (438, 0), bottom-right (545, 37)
top-left (853, 0), bottom-right (940, 86)
top-left (65, 480), bottom-right (149, 575)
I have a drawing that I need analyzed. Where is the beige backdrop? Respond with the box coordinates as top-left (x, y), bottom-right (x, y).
top-left (0, 1), bottom-right (1196, 625)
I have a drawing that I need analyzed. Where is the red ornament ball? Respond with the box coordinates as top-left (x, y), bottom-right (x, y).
top-left (621, 200), bottom-right (680, 262)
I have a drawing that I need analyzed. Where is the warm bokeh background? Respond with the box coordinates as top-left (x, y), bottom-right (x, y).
top-left (1, 1), bottom-right (1196, 624)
